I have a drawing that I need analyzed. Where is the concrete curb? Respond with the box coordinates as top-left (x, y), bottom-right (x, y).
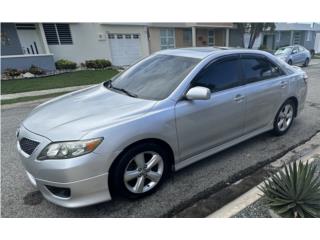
top-left (207, 144), bottom-right (320, 218)
top-left (1, 84), bottom-right (93, 100)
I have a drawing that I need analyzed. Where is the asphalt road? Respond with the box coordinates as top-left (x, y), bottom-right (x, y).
top-left (2, 63), bottom-right (320, 218)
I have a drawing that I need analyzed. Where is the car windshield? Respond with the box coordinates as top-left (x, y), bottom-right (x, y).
top-left (105, 54), bottom-right (200, 100)
top-left (275, 47), bottom-right (293, 55)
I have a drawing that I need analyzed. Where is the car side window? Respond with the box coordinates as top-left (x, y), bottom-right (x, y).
top-left (192, 56), bottom-right (241, 92)
top-left (292, 47), bottom-right (298, 54)
top-left (241, 56), bottom-right (283, 84)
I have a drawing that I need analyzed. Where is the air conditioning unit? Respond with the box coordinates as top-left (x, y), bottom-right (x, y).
top-left (98, 33), bottom-right (106, 41)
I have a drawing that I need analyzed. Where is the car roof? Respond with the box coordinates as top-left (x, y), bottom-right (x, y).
top-left (157, 47), bottom-right (272, 59)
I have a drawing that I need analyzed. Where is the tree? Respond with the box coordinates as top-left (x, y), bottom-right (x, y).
top-left (236, 23), bottom-right (275, 49)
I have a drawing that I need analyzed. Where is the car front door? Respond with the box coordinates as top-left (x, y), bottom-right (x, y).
top-left (175, 55), bottom-right (246, 161)
top-left (240, 54), bottom-right (288, 134)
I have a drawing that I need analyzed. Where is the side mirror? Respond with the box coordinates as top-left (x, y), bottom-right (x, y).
top-left (185, 86), bottom-right (211, 100)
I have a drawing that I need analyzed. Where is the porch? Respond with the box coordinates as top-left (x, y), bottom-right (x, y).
top-left (1, 23), bottom-right (55, 73)
top-left (148, 23), bottom-right (236, 53)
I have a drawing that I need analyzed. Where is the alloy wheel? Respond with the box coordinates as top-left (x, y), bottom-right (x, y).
top-left (277, 104), bottom-right (294, 132)
top-left (123, 151), bottom-right (164, 194)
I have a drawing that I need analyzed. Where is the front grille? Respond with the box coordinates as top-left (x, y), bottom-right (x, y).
top-left (19, 138), bottom-right (40, 155)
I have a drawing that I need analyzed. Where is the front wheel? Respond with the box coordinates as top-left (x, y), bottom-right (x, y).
top-left (288, 60), bottom-right (293, 65)
top-left (109, 143), bottom-right (170, 199)
top-left (272, 100), bottom-right (296, 136)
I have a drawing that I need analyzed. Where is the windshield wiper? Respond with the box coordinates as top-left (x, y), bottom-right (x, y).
top-left (105, 80), bottom-right (138, 98)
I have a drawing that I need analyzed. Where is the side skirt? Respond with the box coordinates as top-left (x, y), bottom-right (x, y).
top-left (174, 126), bottom-right (272, 171)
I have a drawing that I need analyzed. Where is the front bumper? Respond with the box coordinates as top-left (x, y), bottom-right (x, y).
top-left (17, 125), bottom-right (112, 208)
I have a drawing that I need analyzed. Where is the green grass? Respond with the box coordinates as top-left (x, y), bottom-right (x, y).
top-left (1, 91), bottom-right (70, 105)
top-left (312, 54), bottom-right (320, 59)
top-left (1, 69), bottom-right (119, 94)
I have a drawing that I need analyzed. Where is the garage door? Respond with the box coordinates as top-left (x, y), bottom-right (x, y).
top-left (108, 33), bottom-right (142, 66)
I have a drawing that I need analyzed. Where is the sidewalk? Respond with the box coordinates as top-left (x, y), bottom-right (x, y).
top-left (207, 132), bottom-right (320, 218)
top-left (310, 58), bottom-right (320, 66)
top-left (1, 84), bottom-right (93, 100)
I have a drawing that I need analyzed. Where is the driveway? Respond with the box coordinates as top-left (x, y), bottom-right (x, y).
top-left (2, 63), bottom-right (320, 217)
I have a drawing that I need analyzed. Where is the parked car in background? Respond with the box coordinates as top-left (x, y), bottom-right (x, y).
top-left (16, 48), bottom-right (308, 208)
top-left (275, 45), bottom-right (311, 67)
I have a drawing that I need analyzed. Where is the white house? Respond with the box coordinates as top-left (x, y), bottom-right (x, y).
top-left (1, 22), bottom-right (237, 72)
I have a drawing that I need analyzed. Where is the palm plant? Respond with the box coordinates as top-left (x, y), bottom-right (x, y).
top-left (259, 161), bottom-right (320, 218)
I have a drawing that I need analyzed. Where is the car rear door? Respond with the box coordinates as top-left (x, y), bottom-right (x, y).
top-left (291, 46), bottom-right (302, 64)
top-left (174, 55), bottom-right (246, 161)
top-left (240, 54), bottom-right (288, 134)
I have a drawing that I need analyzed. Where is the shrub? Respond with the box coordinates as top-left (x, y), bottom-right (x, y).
top-left (28, 65), bottom-right (45, 75)
top-left (260, 161), bottom-right (320, 218)
top-left (310, 49), bottom-right (315, 57)
top-left (55, 59), bottom-right (77, 70)
top-left (85, 59), bottom-right (111, 69)
top-left (4, 68), bottom-right (21, 77)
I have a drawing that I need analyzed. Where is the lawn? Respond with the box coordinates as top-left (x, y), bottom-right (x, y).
top-left (1, 69), bottom-right (119, 94)
top-left (313, 54), bottom-right (320, 59)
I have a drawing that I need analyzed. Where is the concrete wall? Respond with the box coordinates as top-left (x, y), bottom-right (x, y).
top-left (1, 54), bottom-right (55, 73)
top-left (275, 31), bottom-right (291, 49)
top-left (229, 29), bottom-right (243, 47)
top-left (215, 29), bottom-right (226, 46)
top-left (1, 23), bottom-right (23, 56)
top-left (175, 28), bottom-right (183, 48)
top-left (304, 31), bottom-right (316, 50)
top-left (48, 23), bottom-right (149, 64)
top-left (148, 27), bottom-right (161, 53)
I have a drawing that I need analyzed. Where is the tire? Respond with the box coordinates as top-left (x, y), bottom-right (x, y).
top-left (303, 58), bottom-right (310, 67)
top-left (272, 100), bottom-right (296, 136)
top-left (288, 60), bottom-right (293, 65)
top-left (109, 142), bottom-right (170, 199)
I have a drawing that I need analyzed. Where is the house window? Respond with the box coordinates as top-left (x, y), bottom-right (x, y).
top-left (108, 34), bottom-right (115, 39)
top-left (125, 34), bottom-right (131, 39)
top-left (306, 31), bottom-right (312, 41)
top-left (160, 28), bottom-right (175, 50)
top-left (43, 23), bottom-right (73, 45)
top-left (133, 34), bottom-right (140, 39)
top-left (183, 29), bottom-right (192, 46)
top-left (117, 34), bottom-right (123, 39)
top-left (208, 30), bottom-right (215, 46)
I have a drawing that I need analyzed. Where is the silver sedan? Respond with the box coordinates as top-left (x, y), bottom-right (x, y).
top-left (17, 48), bottom-right (308, 207)
top-left (275, 45), bottom-right (311, 67)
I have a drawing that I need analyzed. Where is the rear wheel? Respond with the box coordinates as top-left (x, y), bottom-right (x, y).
top-left (272, 100), bottom-right (296, 136)
top-left (110, 143), bottom-right (170, 199)
top-left (303, 58), bottom-right (310, 67)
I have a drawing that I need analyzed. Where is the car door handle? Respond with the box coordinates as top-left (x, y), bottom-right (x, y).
top-left (280, 81), bottom-right (288, 88)
top-left (234, 94), bottom-right (245, 102)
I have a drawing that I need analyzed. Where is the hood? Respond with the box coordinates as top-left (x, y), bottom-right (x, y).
top-left (275, 53), bottom-right (289, 58)
top-left (23, 84), bottom-right (157, 141)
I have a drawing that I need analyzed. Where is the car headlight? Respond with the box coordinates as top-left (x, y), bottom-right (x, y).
top-left (38, 138), bottom-right (103, 160)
